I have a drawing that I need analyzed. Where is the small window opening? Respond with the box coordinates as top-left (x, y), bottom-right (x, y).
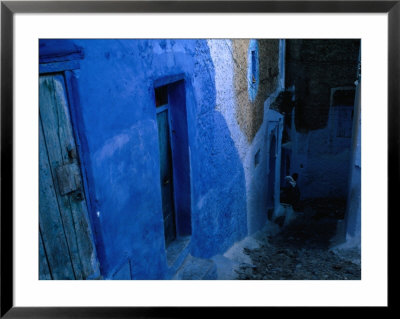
top-left (251, 50), bottom-right (257, 84)
top-left (254, 149), bottom-right (260, 167)
top-left (155, 85), bottom-right (168, 107)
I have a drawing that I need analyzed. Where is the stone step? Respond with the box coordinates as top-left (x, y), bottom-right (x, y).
top-left (211, 254), bottom-right (240, 280)
top-left (165, 237), bottom-right (191, 279)
top-left (172, 255), bottom-right (217, 280)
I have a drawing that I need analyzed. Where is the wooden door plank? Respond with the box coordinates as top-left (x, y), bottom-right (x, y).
top-left (39, 75), bottom-right (75, 164)
top-left (39, 118), bottom-right (75, 279)
top-left (39, 75), bottom-right (84, 279)
top-left (39, 229), bottom-right (52, 280)
top-left (68, 188), bottom-right (100, 279)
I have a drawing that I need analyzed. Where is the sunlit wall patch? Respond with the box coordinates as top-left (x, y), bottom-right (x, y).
top-left (247, 39), bottom-right (259, 102)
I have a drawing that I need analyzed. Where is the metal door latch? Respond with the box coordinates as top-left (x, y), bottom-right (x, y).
top-left (56, 162), bottom-right (82, 196)
top-left (72, 191), bottom-right (84, 201)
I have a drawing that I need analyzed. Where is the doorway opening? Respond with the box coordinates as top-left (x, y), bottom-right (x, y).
top-left (280, 147), bottom-right (291, 185)
top-left (268, 134), bottom-right (277, 209)
top-left (155, 80), bottom-right (192, 250)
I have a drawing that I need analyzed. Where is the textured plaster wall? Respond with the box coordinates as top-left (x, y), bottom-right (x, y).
top-left (42, 39), bottom-right (248, 279)
top-left (233, 39), bottom-right (280, 143)
top-left (188, 40), bottom-right (247, 259)
top-left (208, 39), bottom-right (284, 235)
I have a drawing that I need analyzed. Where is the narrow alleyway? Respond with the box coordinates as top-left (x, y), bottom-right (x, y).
top-left (235, 199), bottom-right (361, 280)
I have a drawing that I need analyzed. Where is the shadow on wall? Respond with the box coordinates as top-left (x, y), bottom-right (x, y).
top-left (189, 40), bottom-right (247, 258)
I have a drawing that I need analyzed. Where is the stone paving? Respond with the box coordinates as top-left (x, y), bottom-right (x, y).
top-left (213, 199), bottom-right (361, 280)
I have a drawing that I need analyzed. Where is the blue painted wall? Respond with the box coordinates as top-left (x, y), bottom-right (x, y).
top-left (345, 80), bottom-right (361, 245)
top-left (40, 39), bottom-right (247, 279)
top-left (288, 104), bottom-right (353, 200)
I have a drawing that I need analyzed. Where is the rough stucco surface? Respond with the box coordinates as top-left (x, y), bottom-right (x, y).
top-left (208, 39), bottom-right (284, 236)
top-left (233, 39), bottom-right (280, 142)
top-left (189, 40), bottom-right (248, 259)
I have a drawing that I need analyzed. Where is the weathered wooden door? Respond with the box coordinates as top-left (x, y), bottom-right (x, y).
top-left (156, 105), bottom-right (177, 247)
top-left (39, 74), bottom-right (100, 279)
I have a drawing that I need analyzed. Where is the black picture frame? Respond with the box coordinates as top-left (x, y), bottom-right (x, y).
top-left (1, 0), bottom-right (395, 317)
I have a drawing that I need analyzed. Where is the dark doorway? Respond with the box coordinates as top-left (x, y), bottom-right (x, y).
top-left (156, 97), bottom-right (177, 246)
top-left (268, 134), bottom-right (277, 209)
top-left (155, 80), bottom-right (192, 248)
top-left (280, 148), bottom-right (291, 184)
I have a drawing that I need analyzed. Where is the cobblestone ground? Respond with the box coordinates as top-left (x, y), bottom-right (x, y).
top-left (236, 199), bottom-right (361, 280)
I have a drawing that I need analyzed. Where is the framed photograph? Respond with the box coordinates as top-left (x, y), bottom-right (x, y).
top-left (1, 0), bottom-right (394, 317)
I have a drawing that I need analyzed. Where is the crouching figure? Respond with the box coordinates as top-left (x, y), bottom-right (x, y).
top-left (280, 173), bottom-right (301, 212)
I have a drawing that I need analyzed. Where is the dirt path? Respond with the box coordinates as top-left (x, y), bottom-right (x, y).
top-left (236, 199), bottom-right (361, 280)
